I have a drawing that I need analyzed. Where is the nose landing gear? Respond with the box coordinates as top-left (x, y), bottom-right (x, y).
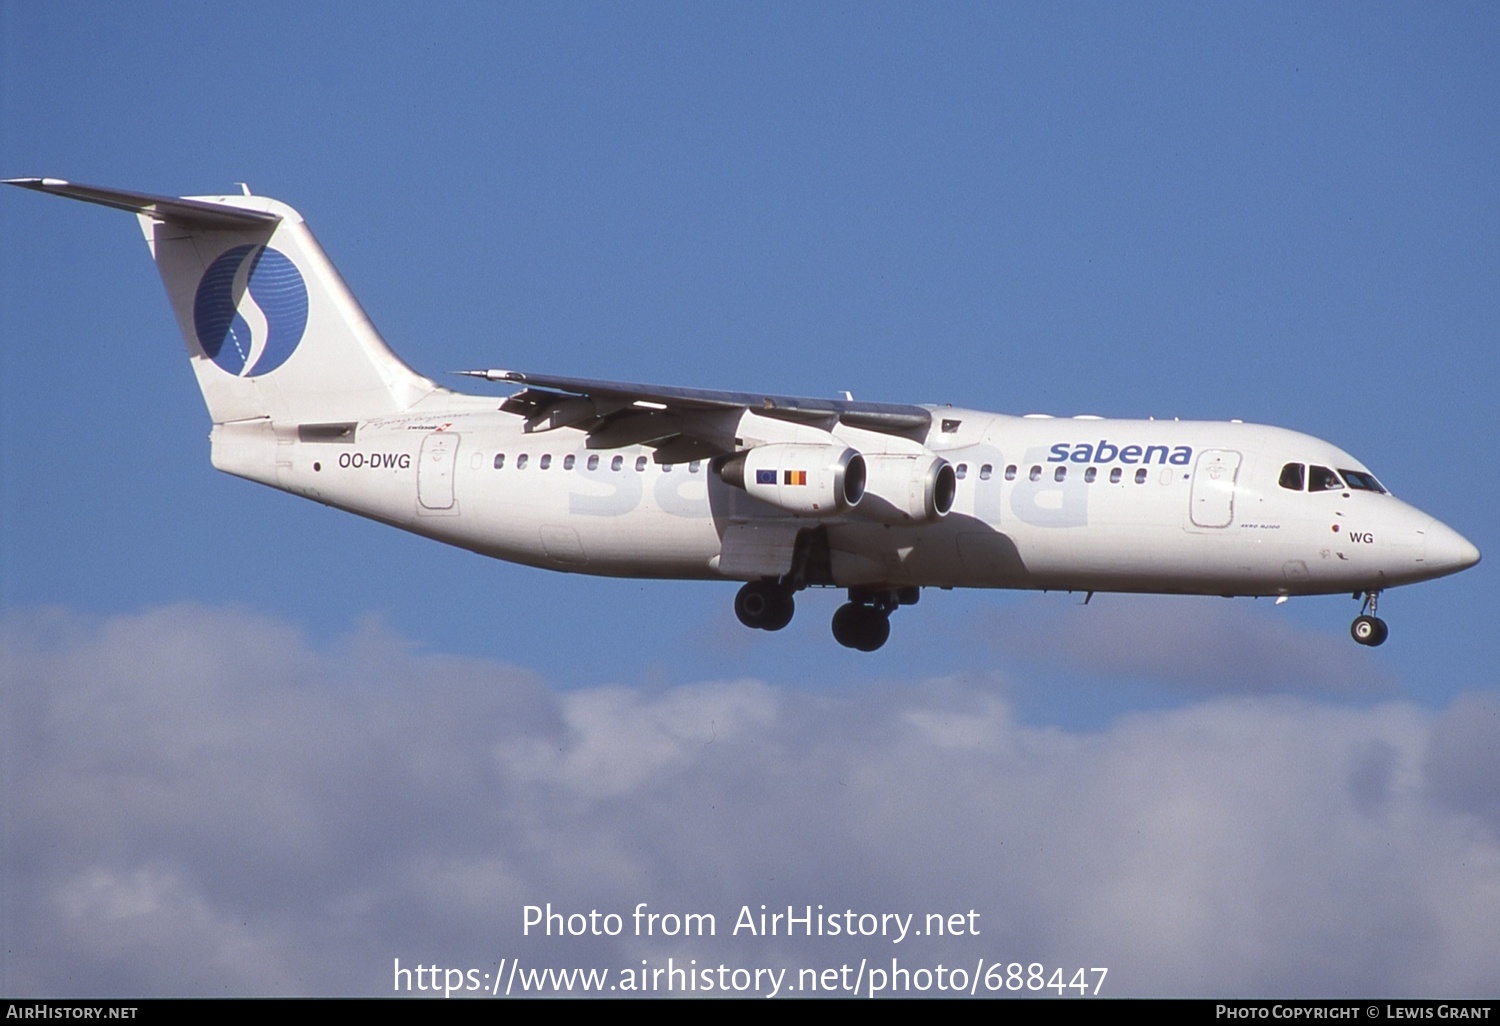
top-left (1351, 591), bottom-right (1389, 646)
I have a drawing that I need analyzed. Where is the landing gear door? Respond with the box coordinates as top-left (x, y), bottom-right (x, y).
top-left (418, 432), bottom-right (459, 512)
top-left (1189, 449), bottom-right (1241, 528)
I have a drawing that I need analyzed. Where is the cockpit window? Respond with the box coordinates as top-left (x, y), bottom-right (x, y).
top-left (1279, 463), bottom-right (1305, 491)
top-left (1308, 465), bottom-right (1343, 492)
top-left (1340, 469), bottom-right (1387, 494)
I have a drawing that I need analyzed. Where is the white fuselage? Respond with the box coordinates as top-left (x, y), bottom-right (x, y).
top-left (211, 397), bottom-right (1471, 600)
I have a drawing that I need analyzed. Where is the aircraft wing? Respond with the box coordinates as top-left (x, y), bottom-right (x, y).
top-left (458, 368), bottom-right (933, 460)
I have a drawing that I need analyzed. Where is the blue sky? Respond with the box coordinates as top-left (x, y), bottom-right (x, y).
top-left (2, 3), bottom-right (1497, 997)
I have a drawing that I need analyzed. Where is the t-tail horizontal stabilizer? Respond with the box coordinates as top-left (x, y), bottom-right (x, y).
top-left (4, 177), bottom-right (281, 229)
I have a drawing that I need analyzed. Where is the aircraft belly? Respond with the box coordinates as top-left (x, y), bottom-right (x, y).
top-left (464, 466), bottom-right (724, 577)
top-left (996, 521), bottom-right (1302, 595)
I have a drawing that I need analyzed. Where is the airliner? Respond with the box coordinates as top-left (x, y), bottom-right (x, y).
top-left (8, 178), bottom-right (1480, 651)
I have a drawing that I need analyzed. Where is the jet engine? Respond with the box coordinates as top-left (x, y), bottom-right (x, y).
top-left (718, 443), bottom-right (865, 516)
top-left (855, 453), bottom-right (956, 524)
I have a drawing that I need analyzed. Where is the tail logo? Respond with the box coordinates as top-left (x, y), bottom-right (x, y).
top-left (193, 245), bottom-right (309, 376)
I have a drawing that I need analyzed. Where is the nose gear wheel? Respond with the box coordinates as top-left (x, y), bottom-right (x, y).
top-left (1351, 591), bottom-right (1388, 646)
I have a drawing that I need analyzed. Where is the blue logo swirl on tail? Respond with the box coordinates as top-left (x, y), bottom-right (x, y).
top-left (193, 245), bottom-right (309, 376)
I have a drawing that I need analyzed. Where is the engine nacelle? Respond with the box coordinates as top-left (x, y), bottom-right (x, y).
top-left (857, 453), bottom-right (957, 524)
top-left (719, 443), bottom-right (865, 517)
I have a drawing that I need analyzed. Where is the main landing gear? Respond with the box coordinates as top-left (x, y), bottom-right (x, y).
top-left (1350, 590), bottom-right (1389, 647)
top-left (831, 586), bottom-right (918, 652)
top-left (734, 579), bottom-right (795, 632)
top-left (732, 580), bottom-right (919, 652)
top-left (831, 601), bottom-right (889, 652)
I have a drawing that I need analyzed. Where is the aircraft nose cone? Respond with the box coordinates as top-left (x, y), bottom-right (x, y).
top-left (1425, 518), bottom-right (1481, 575)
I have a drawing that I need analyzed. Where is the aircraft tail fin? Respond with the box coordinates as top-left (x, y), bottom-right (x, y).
top-left (6, 178), bottom-right (438, 425)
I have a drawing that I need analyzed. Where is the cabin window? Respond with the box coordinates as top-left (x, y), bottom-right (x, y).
top-left (1309, 465), bottom-right (1343, 492)
top-left (1004, 465), bottom-right (1017, 481)
top-left (611, 455), bottom-right (624, 472)
top-left (1340, 469), bottom-right (1387, 494)
top-left (1279, 463), bottom-right (1305, 491)
top-left (1134, 468), bottom-right (1148, 484)
top-left (980, 464), bottom-right (993, 481)
top-left (1109, 467), bottom-right (1122, 484)
top-left (1084, 467), bottom-right (1097, 483)
top-left (689, 461), bottom-right (702, 473)
top-left (955, 463), bottom-right (968, 480)
top-left (563, 454), bottom-right (575, 470)
top-left (539, 454), bottom-right (552, 470)
top-left (587, 454), bottom-right (599, 471)
top-left (635, 456), bottom-right (648, 472)
top-left (662, 463), bottom-right (673, 473)
top-left (493, 453), bottom-right (505, 470)
top-left (516, 454), bottom-right (529, 469)
top-left (1029, 465), bottom-right (1042, 482)
top-left (1054, 466), bottom-right (1067, 482)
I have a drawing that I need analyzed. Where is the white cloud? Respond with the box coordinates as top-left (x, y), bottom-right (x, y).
top-left (985, 594), bottom-right (1396, 695)
top-left (3, 605), bottom-right (1497, 996)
